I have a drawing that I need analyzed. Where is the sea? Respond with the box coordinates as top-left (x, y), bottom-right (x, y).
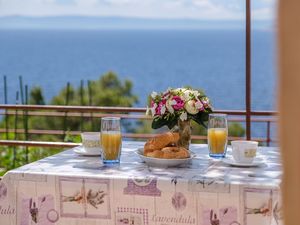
top-left (0, 29), bottom-right (277, 138)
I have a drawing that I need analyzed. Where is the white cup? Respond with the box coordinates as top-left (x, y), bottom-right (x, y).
top-left (81, 132), bottom-right (101, 154)
top-left (231, 140), bottom-right (258, 163)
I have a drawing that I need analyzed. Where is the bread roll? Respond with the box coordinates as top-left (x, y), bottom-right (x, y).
top-left (145, 150), bottom-right (164, 158)
top-left (161, 147), bottom-right (190, 159)
top-left (143, 132), bottom-right (190, 160)
top-left (144, 132), bottom-right (179, 154)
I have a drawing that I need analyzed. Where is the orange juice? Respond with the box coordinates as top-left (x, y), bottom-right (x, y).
top-left (208, 128), bottom-right (228, 154)
top-left (101, 131), bottom-right (122, 160)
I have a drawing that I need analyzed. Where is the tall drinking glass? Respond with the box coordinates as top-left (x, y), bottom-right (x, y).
top-left (101, 117), bottom-right (122, 164)
top-left (207, 114), bottom-right (228, 158)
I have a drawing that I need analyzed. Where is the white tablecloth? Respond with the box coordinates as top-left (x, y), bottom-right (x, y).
top-left (0, 141), bottom-right (283, 225)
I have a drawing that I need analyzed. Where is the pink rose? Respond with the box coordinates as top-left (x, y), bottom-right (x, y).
top-left (172, 96), bottom-right (184, 110)
top-left (201, 97), bottom-right (210, 108)
top-left (195, 100), bottom-right (204, 111)
top-left (151, 100), bottom-right (155, 107)
top-left (155, 99), bottom-right (166, 115)
top-left (155, 104), bottom-right (162, 115)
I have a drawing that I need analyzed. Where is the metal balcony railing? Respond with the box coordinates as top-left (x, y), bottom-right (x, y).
top-left (0, 104), bottom-right (277, 148)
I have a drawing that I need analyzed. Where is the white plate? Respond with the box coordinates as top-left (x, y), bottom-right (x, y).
top-left (222, 157), bottom-right (265, 167)
top-left (136, 148), bottom-right (195, 167)
top-left (73, 146), bottom-right (101, 156)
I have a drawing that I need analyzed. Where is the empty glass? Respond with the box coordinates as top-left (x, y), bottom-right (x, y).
top-left (101, 117), bottom-right (122, 164)
top-left (207, 114), bottom-right (228, 158)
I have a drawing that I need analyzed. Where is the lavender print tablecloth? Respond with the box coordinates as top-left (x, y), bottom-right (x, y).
top-left (0, 141), bottom-right (283, 225)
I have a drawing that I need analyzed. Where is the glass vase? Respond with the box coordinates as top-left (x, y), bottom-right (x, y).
top-left (177, 119), bottom-right (191, 150)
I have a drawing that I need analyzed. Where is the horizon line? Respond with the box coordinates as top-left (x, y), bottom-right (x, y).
top-left (0, 15), bottom-right (273, 22)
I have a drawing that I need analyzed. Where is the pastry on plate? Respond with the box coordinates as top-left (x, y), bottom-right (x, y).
top-left (161, 147), bottom-right (190, 159)
top-left (143, 133), bottom-right (190, 159)
top-left (144, 132), bottom-right (179, 154)
top-left (145, 150), bottom-right (164, 158)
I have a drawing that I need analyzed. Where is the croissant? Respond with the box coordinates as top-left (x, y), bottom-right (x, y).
top-left (144, 132), bottom-right (179, 154)
top-left (144, 146), bottom-right (190, 159)
top-left (161, 147), bottom-right (190, 159)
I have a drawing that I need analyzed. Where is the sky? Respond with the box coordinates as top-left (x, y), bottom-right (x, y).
top-left (0, 0), bottom-right (277, 20)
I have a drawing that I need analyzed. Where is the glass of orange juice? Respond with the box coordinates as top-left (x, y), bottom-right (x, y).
top-left (101, 117), bottom-right (122, 164)
top-left (208, 114), bottom-right (228, 158)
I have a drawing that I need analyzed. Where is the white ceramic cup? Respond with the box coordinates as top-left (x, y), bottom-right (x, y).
top-left (81, 132), bottom-right (101, 154)
top-left (231, 140), bottom-right (258, 163)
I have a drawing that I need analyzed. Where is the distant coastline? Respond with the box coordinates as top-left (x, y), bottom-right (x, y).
top-left (0, 16), bottom-right (275, 31)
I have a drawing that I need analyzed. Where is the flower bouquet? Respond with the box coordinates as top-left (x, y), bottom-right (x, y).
top-left (147, 87), bottom-right (213, 149)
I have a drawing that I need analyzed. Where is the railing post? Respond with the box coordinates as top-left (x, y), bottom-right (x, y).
top-left (267, 121), bottom-right (271, 146)
top-left (88, 80), bottom-right (94, 131)
top-left (63, 82), bottom-right (71, 140)
top-left (3, 76), bottom-right (8, 140)
top-left (13, 91), bottom-right (19, 168)
top-left (246, 0), bottom-right (252, 140)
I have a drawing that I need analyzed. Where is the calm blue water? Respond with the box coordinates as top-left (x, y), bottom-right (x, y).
top-left (0, 29), bottom-right (277, 137)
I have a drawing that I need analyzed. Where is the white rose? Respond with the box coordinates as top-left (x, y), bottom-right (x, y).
top-left (182, 89), bottom-right (190, 98)
top-left (182, 92), bottom-right (190, 101)
top-left (175, 88), bottom-right (185, 92)
top-left (166, 99), bottom-right (176, 114)
top-left (151, 91), bottom-right (158, 99)
top-left (184, 100), bottom-right (199, 115)
top-left (183, 89), bottom-right (199, 102)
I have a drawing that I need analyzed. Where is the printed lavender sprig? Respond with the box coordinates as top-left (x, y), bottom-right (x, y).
top-left (273, 201), bottom-right (283, 225)
top-left (29, 196), bottom-right (46, 224)
top-left (210, 209), bottom-right (220, 225)
top-left (62, 188), bottom-right (106, 209)
top-left (86, 190), bottom-right (106, 209)
top-left (0, 182), bottom-right (7, 201)
top-left (209, 208), bottom-right (240, 225)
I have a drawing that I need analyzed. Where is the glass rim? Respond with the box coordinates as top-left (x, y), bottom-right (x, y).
top-left (231, 140), bottom-right (258, 145)
top-left (81, 132), bottom-right (100, 136)
top-left (101, 117), bottom-right (121, 121)
top-left (209, 113), bottom-right (227, 117)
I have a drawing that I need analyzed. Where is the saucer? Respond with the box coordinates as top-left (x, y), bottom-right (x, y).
top-left (222, 157), bottom-right (265, 167)
top-left (73, 146), bottom-right (101, 156)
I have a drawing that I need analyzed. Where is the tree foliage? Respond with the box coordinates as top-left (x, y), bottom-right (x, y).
top-left (29, 71), bottom-right (139, 138)
top-left (0, 72), bottom-right (139, 174)
top-left (29, 86), bottom-right (45, 105)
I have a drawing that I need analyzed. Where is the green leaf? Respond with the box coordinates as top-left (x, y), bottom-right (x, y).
top-left (151, 117), bottom-right (168, 129)
top-left (167, 116), bottom-right (178, 129)
top-left (191, 110), bottom-right (213, 129)
top-left (151, 114), bottom-right (179, 130)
